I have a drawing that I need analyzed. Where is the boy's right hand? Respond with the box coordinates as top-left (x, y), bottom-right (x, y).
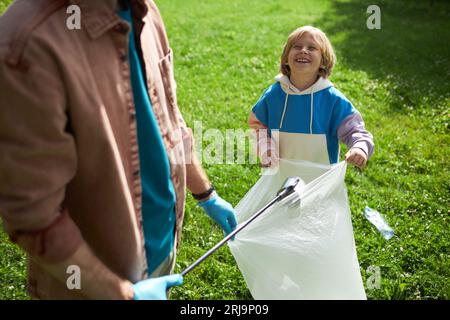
top-left (260, 149), bottom-right (279, 168)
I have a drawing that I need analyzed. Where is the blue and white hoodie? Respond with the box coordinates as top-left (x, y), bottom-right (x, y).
top-left (250, 75), bottom-right (374, 164)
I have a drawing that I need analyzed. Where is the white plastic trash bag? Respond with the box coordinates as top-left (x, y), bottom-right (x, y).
top-left (229, 159), bottom-right (366, 300)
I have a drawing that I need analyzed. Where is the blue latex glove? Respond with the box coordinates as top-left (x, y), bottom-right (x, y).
top-left (198, 193), bottom-right (238, 238)
top-left (132, 274), bottom-right (183, 300)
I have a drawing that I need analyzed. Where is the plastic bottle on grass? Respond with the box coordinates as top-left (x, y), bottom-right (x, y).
top-left (363, 206), bottom-right (395, 240)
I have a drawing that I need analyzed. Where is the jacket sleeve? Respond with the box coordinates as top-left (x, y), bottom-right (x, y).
top-left (248, 112), bottom-right (279, 164)
top-left (0, 59), bottom-right (83, 263)
top-left (337, 112), bottom-right (375, 158)
top-left (331, 94), bottom-right (375, 158)
top-left (248, 87), bottom-right (280, 163)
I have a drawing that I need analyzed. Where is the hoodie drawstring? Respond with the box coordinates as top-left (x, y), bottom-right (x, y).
top-left (309, 89), bottom-right (314, 134)
top-left (279, 93), bottom-right (289, 129)
top-left (279, 83), bottom-right (315, 134)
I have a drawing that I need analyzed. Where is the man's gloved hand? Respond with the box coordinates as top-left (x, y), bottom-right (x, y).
top-left (198, 193), bottom-right (238, 238)
top-left (132, 274), bottom-right (183, 300)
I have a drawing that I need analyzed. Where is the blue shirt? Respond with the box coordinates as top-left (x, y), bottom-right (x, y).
top-left (252, 82), bottom-right (356, 164)
top-left (118, 6), bottom-right (176, 275)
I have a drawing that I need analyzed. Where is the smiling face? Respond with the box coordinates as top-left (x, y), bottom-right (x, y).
top-left (287, 32), bottom-right (323, 79)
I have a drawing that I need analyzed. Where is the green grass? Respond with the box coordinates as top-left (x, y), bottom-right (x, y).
top-left (0, 0), bottom-right (11, 14)
top-left (1, 0), bottom-right (449, 300)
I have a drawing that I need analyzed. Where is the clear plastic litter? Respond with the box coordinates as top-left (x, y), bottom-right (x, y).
top-left (363, 206), bottom-right (395, 240)
top-left (228, 159), bottom-right (366, 300)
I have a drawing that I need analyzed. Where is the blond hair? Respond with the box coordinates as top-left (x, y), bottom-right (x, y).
top-left (280, 26), bottom-right (336, 78)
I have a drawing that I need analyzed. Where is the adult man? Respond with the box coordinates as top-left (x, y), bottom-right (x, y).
top-left (0, 0), bottom-right (237, 299)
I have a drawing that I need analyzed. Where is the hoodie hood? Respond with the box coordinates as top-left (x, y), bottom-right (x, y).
top-left (275, 74), bottom-right (333, 95)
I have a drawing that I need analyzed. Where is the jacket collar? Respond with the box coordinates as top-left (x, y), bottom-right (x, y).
top-left (70, 0), bottom-right (148, 39)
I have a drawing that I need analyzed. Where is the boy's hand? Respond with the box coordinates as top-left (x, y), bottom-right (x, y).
top-left (345, 148), bottom-right (368, 169)
top-left (260, 149), bottom-right (279, 168)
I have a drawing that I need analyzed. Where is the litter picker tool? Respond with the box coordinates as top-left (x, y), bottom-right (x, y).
top-left (181, 176), bottom-right (301, 276)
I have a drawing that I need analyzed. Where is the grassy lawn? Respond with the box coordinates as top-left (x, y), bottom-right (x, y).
top-left (0, 0), bottom-right (449, 300)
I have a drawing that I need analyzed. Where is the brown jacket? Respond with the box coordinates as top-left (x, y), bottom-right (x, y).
top-left (0, 0), bottom-right (193, 298)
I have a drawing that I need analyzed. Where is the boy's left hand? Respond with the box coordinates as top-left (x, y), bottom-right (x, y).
top-left (345, 148), bottom-right (368, 169)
